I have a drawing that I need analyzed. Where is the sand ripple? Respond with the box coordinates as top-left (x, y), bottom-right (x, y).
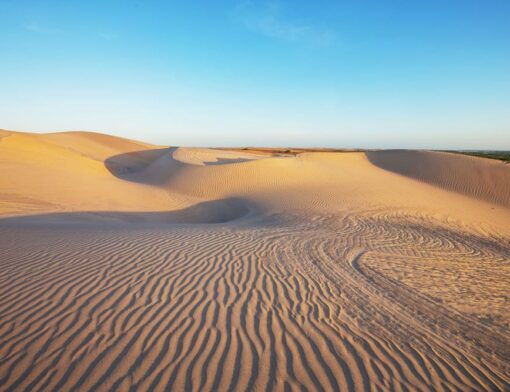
top-left (0, 212), bottom-right (508, 391)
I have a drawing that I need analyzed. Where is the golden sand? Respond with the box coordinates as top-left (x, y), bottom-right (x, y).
top-left (1, 130), bottom-right (509, 390)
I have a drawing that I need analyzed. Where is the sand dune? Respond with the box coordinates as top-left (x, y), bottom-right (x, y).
top-left (1, 130), bottom-right (509, 391)
top-left (367, 149), bottom-right (510, 208)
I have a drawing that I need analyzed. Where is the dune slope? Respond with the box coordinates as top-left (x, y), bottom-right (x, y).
top-left (0, 130), bottom-right (509, 391)
top-left (367, 149), bottom-right (510, 208)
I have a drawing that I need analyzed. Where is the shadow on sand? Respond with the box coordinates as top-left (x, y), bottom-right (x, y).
top-left (104, 147), bottom-right (176, 184)
top-left (201, 156), bottom-right (258, 166)
top-left (104, 147), bottom-right (260, 185)
top-left (0, 198), bottom-right (256, 226)
top-left (1, 148), bottom-right (265, 226)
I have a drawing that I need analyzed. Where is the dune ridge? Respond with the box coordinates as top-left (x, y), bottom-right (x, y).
top-left (367, 149), bottom-right (510, 208)
top-left (1, 130), bottom-right (509, 391)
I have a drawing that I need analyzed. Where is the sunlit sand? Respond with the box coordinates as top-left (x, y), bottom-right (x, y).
top-left (1, 129), bottom-right (509, 390)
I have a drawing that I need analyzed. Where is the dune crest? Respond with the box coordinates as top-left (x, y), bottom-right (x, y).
top-left (367, 149), bottom-right (510, 208)
top-left (1, 130), bottom-right (509, 391)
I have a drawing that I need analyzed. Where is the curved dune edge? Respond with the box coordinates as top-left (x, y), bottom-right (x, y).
top-left (0, 198), bottom-right (256, 225)
top-left (366, 150), bottom-right (510, 208)
top-left (1, 130), bottom-right (510, 390)
top-left (171, 147), bottom-right (266, 166)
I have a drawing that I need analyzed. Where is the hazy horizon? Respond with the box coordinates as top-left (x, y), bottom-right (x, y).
top-left (1, 1), bottom-right (509, 149)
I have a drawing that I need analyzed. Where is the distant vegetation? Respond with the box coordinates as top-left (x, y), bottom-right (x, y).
top-left (230, 148), bottom-right (510, 162)
top-left (443, 150), bottom-right (510, 163)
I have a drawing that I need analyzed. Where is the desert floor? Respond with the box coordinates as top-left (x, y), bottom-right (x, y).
top-left (1, 130), bottom-right (509, 391)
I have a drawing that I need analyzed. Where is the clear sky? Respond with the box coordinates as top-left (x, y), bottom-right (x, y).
top-left (1, 0), bottom-right (509, 149)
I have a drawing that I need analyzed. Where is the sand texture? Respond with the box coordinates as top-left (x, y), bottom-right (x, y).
top-left (1, 130), bottom-right (509, 391)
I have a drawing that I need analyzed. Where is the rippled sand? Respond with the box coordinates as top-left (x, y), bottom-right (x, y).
top-left (1, 130), bottom-right (509, 391)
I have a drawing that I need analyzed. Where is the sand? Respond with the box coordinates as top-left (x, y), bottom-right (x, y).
top-left (0, 129), bottom-right (509, 391)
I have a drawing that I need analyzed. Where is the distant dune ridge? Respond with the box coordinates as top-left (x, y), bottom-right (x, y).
top-left (367, 149), bottom-right (510, 208)
top-left (1, 129), bottom-right (509, 391)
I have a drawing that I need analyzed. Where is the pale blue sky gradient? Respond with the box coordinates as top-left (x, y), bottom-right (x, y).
top-left (1, 0), bottom-right (509, 148)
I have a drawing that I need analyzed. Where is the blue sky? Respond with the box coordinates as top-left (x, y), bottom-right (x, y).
top-left (1, 0), bottom-right (509, 148)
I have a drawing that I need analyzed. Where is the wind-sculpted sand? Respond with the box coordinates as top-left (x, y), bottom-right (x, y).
top-left (1, 130), bottom-right (509, 391)
top-left (366, 150), bottom-right (510, 207)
